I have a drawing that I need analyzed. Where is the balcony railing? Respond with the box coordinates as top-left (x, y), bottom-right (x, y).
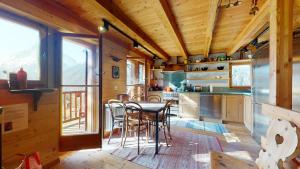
top-left (62, 90), bottom-right (86, 128)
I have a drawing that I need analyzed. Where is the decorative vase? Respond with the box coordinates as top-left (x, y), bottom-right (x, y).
top-left (17, 68), bottom-right (27, 89)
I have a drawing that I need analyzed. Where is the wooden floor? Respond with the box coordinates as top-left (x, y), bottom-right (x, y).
top-left (51, 121), bottom-right (260, 169)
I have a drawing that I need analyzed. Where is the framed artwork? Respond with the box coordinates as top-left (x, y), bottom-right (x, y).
top-left (112, 66), bottom-right (120, 79)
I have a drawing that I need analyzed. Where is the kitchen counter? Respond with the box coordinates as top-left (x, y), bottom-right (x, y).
top-left (178, 91), bottom-right (252, 96)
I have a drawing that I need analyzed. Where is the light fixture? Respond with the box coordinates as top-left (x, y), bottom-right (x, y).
top-left (226, 0), bottom-right (234, 8)
top-left (133, 41), bottom-right (139, 48)
top-left (98, 19), bottom-right (109, 33)
top-left (233, 0), bottom-right (242, 6)
top-left (249, 0), bottom-right (259, 15)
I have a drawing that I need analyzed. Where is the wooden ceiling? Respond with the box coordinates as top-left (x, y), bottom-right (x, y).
top-left (1, 0), bottom-right (300, 60)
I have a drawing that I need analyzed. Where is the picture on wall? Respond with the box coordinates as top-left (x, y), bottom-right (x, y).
top-left (112, 66), bottom-right (120, 79)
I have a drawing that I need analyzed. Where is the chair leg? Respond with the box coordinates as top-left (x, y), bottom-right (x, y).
top-left (120, 122), bottom-right (125, 146)
top-left (167, 110), bottom-right (172, 140)
top-left (79, 116), bottom-right (81, 129)
top-left (108, 122), bottom-right (114, 144)
top-left (163, 126), bottom-right (169, 147)
top-left (167, 124), bottom-right (172, 140)
top-left (146, 125), bottom-right (149, 144)
top-left (123, 121), bottom-right (128, 148)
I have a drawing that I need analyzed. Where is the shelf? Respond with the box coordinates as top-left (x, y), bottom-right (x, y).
top-left (187, 59), bottom-right (252, 65)
top-left (185, 70), bottom-right (228, 73)
top-left (186, 78), bottom-right (229, 81)
top-left (9, 88), bottom-right (57, 111)
top-left (188, 61), bottom-right (228, 65)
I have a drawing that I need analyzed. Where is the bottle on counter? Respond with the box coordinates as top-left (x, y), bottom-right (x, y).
top-left (17, 68), bottom-right (27, 89)
top-left (209, 84), bottom-right (213, 92)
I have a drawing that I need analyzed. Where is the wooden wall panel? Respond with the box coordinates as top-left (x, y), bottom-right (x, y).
top-left (102, 37), bottom-right (128, 104)
top-left (0, 90), bottom-right (59, 168)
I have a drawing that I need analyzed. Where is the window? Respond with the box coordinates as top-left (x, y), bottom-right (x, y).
top-left (230, 63), bottom-right (251, 88)
top-left (0, 16), bottom-right (43, 81)
top-left (127, 60), bottom-right (135, 85)
top-left (138, 64), bottom-right (145, 84)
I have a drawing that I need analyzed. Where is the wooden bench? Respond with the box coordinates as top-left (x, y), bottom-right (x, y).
top-left (210, 103), bottom-right (300, 169)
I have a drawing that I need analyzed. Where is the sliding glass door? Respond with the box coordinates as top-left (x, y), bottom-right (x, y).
top-left (59, 34), bottom-right (102, 151)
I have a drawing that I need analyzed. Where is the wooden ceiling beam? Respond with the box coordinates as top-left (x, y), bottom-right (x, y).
top-left (103, 33), bottom-right (153, 62)
top-left (95, 0), bottom-right (170, 61)
top-left (203, 0), bottom-right (220, 57)
top-left (227, 0), bottom-right (271, 56)
top-left (151, 0), bottom-right (188, 59)
top-left (0, 0), bottom-right (98, 35)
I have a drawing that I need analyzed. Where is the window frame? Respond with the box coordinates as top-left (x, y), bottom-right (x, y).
top-left (138, 63), bottom-right (145, 85)
top-left (229, 61), bottom-right (252, 89)
top-left (0, 10), bottom-right (48, 87)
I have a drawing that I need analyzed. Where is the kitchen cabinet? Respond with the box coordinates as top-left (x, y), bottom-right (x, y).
top-left (223, 95), bottom-right (244, 122)
top-left (148, 91), bottom-right (163, 100)
top-left (179, 93), bottom-right (200, 119)
top-left (244, 96), bottom-right (253, 133)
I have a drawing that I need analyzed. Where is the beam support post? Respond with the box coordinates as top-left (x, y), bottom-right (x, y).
top-left (269, 0), bottom-right (294, 108)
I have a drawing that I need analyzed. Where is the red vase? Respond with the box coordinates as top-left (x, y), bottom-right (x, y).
top-left (17, 68), bottom-right (27, 89)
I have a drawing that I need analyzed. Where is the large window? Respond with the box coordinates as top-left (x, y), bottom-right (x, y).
top-left (230, 63), bottom-right (252, 88)
top-left (127, 60), bottom-right (135, 85)
top-left (138, 64), bottom-right (145, 84)
top-left (0, 16), bottom-right (42, 81)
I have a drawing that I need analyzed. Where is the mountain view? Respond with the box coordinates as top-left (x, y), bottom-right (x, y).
top-left (0, 45), bottom-right (40, 80)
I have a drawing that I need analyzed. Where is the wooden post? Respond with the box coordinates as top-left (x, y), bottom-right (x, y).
top-left (144, 58), bottom-right (148, 101)
top-left (269, 0), bottom-right (294, 109)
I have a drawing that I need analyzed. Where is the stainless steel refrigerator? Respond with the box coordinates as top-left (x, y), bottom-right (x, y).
top-left (252, 43), bottom-right (270, 143)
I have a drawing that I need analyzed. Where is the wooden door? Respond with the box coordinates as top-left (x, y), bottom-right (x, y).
top-left (59, 33), bottom-right (103, 151)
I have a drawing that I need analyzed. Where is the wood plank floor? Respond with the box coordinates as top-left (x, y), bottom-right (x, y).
top-left (51, 122), bottom-right (260, 169)
top-left (103, 127), bottom-right (222, 169)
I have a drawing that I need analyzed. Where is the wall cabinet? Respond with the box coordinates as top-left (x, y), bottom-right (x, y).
top-left (223, 95), bottom-right (244, 123)
top-left (244, 96), bottom-right (253, 133)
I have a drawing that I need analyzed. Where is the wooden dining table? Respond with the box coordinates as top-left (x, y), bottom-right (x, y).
top-left (126, 102), bottom-right (166, 155)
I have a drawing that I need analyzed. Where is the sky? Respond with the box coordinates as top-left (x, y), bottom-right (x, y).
top-left (0, 17), bottom-right (39, 61)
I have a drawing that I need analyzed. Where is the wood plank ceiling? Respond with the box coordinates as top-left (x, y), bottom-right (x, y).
top-left (31, 0), bottom-right (300, 59)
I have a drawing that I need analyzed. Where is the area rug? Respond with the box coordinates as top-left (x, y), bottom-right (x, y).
top-left (171, 117), bottom-right (228, 134)
top-left (103, 128), bottom-right (223, 169)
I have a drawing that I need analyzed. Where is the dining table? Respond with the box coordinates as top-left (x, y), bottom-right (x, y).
top-left (126, 102), bottom-right (167, 155)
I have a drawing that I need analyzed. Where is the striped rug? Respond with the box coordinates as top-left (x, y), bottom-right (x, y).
top-left (104, 127), bottom-right (223, 169)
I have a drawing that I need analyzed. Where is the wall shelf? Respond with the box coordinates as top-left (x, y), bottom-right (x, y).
top-left (188, 61), bottom-right (228, 65)
top-left (185, 70), bottom-right (228, 73)
top-left (9, 88), bottom-right (57, 111)
top-left (186, 78), bottom-right (229, 81)
top-left (187, 59), bottom-right (252, 65)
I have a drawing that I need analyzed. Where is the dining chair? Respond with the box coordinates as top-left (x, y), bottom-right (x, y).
top-left (147, 95), bottom-right (161, 103)
top-left (117, 94), bottom-right (130, 102)
top-left (145, 100), bottom-right (173, 146)
top-left (131, 95), bottom-right (145, 102)
top-left (107, 99), bottom-right (126, 145)
top-left (123, 101), bottom-right (149, 154)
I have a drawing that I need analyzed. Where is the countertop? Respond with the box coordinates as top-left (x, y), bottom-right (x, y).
top-left (178, 91), bottom-right (252, 96)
